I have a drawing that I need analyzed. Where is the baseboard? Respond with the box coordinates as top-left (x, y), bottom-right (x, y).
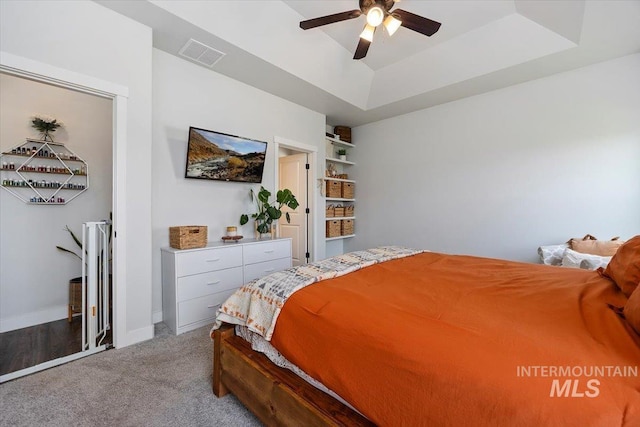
top-left (0, 305), bottom-right (68, 333)
top-left (118, 324), bottom-right (154, 348)
top-left (152, 310), bottom-right (163, 324)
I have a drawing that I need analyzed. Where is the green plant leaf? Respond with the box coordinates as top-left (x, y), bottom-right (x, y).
top-left (257, 187), bottom-right (270, 203)
top-left (266, 206), bottom-right (281, 219)
top-left (56, 245), bottom-right (82, 260)
top-left (65, 225), bottom-right (83, 249)
top-left (285, 212), bottom-right (291, 223)
top-left (287, 197), bottom-right (299, 210)
top-left (257, 222), bottom-right (270, 234)
top-left (240, 214), bottom-right (249, 225)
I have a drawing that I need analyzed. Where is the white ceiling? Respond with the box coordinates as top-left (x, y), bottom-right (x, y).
top-left (96, 0), bottom-right (640, 126)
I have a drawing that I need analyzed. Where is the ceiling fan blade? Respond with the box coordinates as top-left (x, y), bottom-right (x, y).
top-left (353, 38), bottom-right (371, 60)
top-left (300, 10), bottom-right (362, 30)
top-left (393, 9), bottom-right (441, 36)
top-left (353, 23), bottom-right (378, 61)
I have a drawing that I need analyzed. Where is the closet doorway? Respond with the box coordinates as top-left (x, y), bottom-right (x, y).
top-left (0, 53), bottom-right (128, 383)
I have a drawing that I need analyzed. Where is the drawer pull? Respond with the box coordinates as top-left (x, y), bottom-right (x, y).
top-left (207, 281), bottom-right (221, 286)
top-left (264, 268), bottom-right (275, 273)
top-left (207, 305), bottom-right (219, 309)
top-left (206, 258), bottom-right (220, 262)
top-left (264, 250), bottom-right (275, 253)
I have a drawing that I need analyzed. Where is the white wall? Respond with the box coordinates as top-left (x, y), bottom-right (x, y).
top-left (347, 54), bottom-right (640, 262)
top-left (0, 0), bottom-right (154, 344)
top-left (0, 73), bottom-right (112, 332)
top-left (152, 49), bottom-right (325, 322)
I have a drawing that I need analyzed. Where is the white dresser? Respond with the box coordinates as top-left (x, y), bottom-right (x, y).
top-left (161, 238), bottom-right (292, 335)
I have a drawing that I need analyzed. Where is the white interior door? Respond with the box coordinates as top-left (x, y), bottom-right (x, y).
top-left (279, 153), bottom-right (308, 266)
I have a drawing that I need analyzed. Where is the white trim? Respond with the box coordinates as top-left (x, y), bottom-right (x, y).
top-left (0, 51), bottom-right (128, 98)
top-left (120, 325), bottom-right (154, 347)
top-left (112, 95), bottom-right (128, 349)
top-left (0, 51), bottom-right (129, 349)
top-left (0, 345), bottom-right (106, 384)
top-left (274, 136), bottom-right (318, 262)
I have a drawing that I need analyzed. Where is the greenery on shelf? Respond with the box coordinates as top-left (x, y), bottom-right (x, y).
top-left (337, 149), bottom-right (347, 156)
top-left (240, 186), bottom-right (299, 234)
top-left (31, 114), bottom-right (63, 140)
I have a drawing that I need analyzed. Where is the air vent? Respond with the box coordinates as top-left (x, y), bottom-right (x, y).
top-left (179, 39), bottom-right (226, 67)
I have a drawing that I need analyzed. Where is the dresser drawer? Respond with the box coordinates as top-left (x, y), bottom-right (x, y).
top-left (243, 240), bottom-right (291, 265)
top-left (177, 290), bottom-right (235, 327)
top-left (243, 257), bottom-right (292, 283)
top-left (175, 246), bottom-right (242, 277)
top-left (177, 266), bottom-right (243, 302)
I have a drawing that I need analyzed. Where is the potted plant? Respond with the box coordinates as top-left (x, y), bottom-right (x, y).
top-left (337, 149), bottom-right (348, 161)
top-left (240, 186), bottom-right (299, 238)
top-left (31, 114), bottom-right (63, 141)
top-left (57, 216), bottom-right (112, 321)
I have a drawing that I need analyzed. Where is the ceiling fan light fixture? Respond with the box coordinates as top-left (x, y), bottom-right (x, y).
top-left (359, 24), bottom-right (375, 42)
top-left (383, 14), bottom-right (402, 36)
top-left (366, 6), bottom-right (384, 27)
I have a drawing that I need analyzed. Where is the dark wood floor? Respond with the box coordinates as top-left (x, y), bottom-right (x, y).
top-left (0, 317), bottom-right (111, 376)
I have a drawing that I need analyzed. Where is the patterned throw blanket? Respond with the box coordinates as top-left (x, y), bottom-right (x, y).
top-left (212, 246), bottom-right (423, 340)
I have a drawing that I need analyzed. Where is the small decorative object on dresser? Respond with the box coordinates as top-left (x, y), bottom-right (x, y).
top-left (169, 225), bottom-right (208, 249)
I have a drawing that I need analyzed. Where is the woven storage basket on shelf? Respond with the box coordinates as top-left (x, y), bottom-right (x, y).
top-left (326, 180), bottom-right (342, 198)
top-left (342, 182), bottom-right (355, 199)
top-left (336, 173), bottom-right (349, 179)
top-left (169, 225), bottom-right (208, 249)
top-left (334, 126), bottom-right (352, 143)
top-left (326, 220), bottom-right (341, 238)
top-left (334, 206), bottom-right (345, 218)
top-left (341, 219), bottom-right (354, 236)
top-left (345, 205), bottom-right (355, 217)
top-left (326, 205), bottom-right (335, 218)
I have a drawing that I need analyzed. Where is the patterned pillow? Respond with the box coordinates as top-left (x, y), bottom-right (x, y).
top-left (561, 248), bottom-right (611, 270)
top-left (603, 235), bottom-right (640, 297)
top-left (538, 244), bottom-right (568, 266)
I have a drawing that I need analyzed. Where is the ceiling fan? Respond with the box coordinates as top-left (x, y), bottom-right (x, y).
top-left (299, 0), bottom-right (442, 60)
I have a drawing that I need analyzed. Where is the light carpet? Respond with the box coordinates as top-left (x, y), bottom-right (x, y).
top-left (0, 323), bottom-right (261, 426)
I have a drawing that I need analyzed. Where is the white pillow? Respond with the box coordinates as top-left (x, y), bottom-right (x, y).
top-left (561, 248), bottom-right (611, 270)
top-left (538, 244), bottom-right (569, 266)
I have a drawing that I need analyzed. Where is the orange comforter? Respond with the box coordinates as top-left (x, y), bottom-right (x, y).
top-left (270, 252), bottom-right (640, 426)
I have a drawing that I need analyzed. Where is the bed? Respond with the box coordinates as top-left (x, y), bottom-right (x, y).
top-left (211, 243), bottom-right (640, 426)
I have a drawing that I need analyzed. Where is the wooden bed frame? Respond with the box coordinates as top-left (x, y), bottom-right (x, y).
top-left (212, 324), bottom-right (373, 426)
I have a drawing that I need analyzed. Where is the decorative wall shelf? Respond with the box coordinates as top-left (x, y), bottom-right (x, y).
top-left (326, 135), bottom-right (355, 149)
top-left (326, 157), bottom-right (355, 166)
top-left (1, 138), bottom-right (89, 205)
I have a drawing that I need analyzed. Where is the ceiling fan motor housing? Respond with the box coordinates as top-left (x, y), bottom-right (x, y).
top-left (359, 0), bottom-right (395, 15)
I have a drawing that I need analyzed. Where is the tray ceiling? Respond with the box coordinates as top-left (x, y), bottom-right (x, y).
top-left (96, 0), bottom-right (640, 126)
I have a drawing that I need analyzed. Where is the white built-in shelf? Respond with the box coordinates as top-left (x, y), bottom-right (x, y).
top-left (323, 177), bottom-right (355, 183)
top-left (326, 216), bottom-right (355, 221)
top-left (325, 131), bottom-right (356, 243)
top-left (326, 157), bottom-right (355, 166)
top-left (326, 197), bottom-right (355, 202)
top-left (326, 234), bottom-right (355, 241)
top-left (326, 136), bottom-right (355, 149)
